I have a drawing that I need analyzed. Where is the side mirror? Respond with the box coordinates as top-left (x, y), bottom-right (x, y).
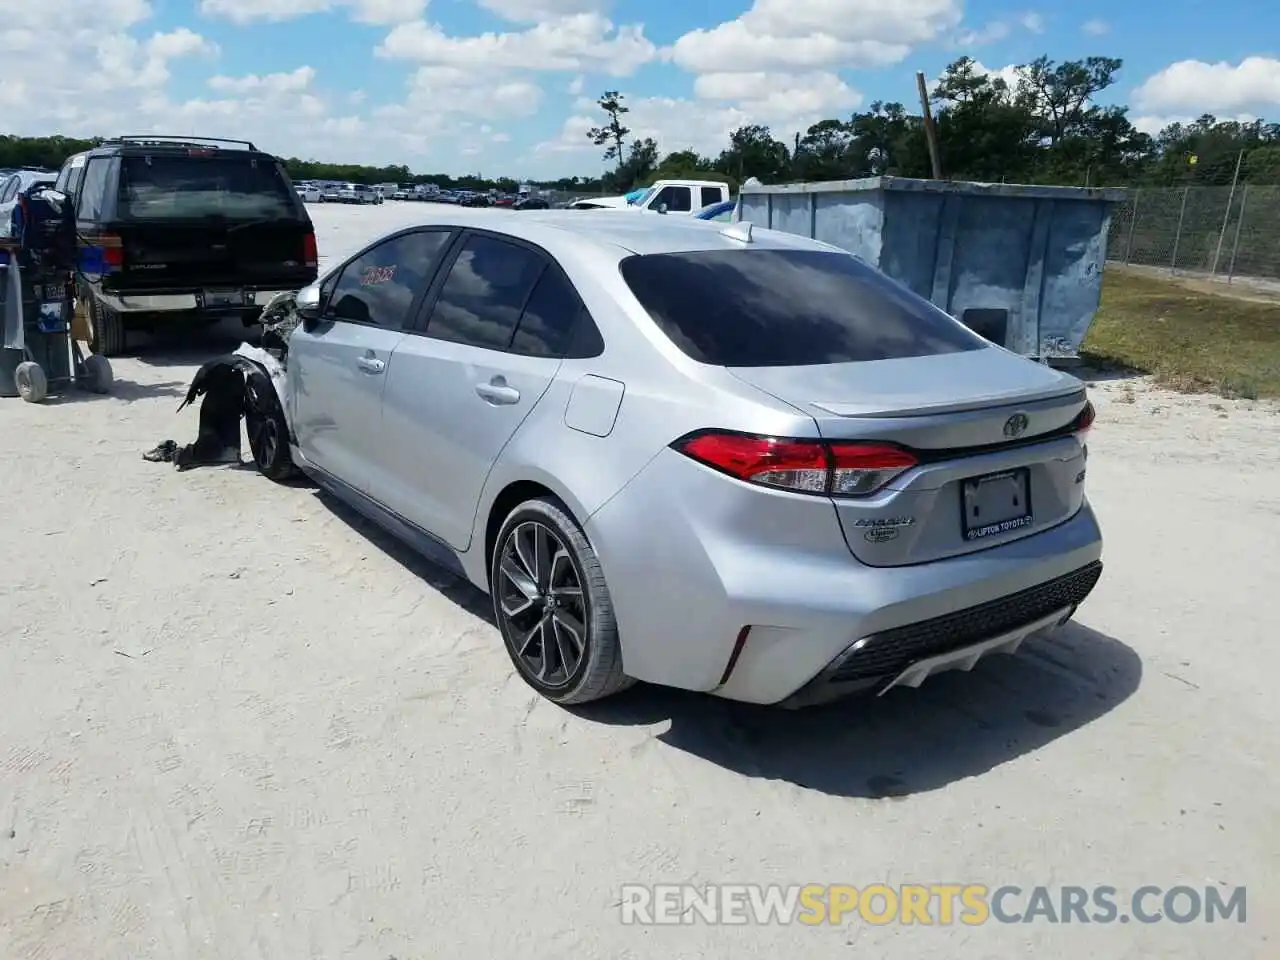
top-left (658, 202), bottom-right (669, 215)
top-left (295, 284), bottom-right (322, 329)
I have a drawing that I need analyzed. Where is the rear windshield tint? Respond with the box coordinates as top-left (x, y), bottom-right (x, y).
top-left (118, 155), bottom-right (298, 219)
top-left (618, 249), bottom-right (988, 366)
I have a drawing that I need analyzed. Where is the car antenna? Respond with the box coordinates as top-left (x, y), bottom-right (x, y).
top-left (720, 221), bottom-right (753, 244)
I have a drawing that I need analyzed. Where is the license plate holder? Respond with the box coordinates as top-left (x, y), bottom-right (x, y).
top-left (202, 289), bottom-right (246, 308)
top-left (961, 467), bottom-right (1032, 541)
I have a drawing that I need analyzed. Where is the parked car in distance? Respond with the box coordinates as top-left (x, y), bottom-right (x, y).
top-left (392, 189), bottom-right (409, 200)
top-left (0, 168), bottom-right (57, 238)
top-left (321, 182), bottom-right (343, 203)
top-left (513, 196), bottom-right (550, 210)
top-left (56, 135), bottom-right (318, 356)
top-left (256, 210), bottom-right (1102, 709)
top-left (296, 183), bottom-right (322, 203)
top-left (334, 183), bottom-right (359, 203)
top-left (354, 184), bottom-right (381, 205)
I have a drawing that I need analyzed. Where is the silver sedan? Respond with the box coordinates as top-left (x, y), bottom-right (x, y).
top-left (253, 210), bottom-right (1103, 707)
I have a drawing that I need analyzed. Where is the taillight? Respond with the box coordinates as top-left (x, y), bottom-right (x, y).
top-left (101, 233), bottom-right (124, 268)
top-left (302, 231), bottom-right (317, 268)
top-left (673, 430), bottom-right (917, 497)
top-left (1072, 400), bottom-right (1095, 438)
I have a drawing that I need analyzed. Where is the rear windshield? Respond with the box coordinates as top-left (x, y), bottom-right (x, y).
top-left (619, 248), bottom-right (988, 366)
top-left (118, 155), bottom-right (298, 220)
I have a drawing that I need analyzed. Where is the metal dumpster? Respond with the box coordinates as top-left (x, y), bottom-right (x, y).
top-left (738, 177), bottom-right (1127, 360)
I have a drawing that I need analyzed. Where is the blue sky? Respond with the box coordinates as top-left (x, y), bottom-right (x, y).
top-left (3, 0), bottom-right (1277, 179)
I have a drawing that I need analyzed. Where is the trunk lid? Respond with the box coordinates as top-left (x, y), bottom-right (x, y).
top-left (729, 347), bottom-right (1091, 567)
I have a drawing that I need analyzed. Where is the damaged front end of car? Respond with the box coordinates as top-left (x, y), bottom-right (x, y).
top-left (142, 289), bottom-right (300, 477)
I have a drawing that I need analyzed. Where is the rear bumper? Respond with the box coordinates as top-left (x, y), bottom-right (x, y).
top-left (91, 287), bottom-right (299, 314)
top-left (584, 447), bottom-right (1104, 706)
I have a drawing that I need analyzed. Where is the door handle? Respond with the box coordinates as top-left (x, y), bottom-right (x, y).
top-left (475, 379), bottom-right (520, 405)
top-left (357, 355), bottom-right (385, 374)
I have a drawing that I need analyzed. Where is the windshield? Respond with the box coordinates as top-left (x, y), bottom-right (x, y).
top-left (632, 187), bottom-right (656, 207)
top-left (118, 155), bottom-right (298, 220)
top-left (619, 248), bottom-right (988, 367)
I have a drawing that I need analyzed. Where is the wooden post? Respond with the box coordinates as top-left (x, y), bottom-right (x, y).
top-left (916, 71), bottom-right (943, 180)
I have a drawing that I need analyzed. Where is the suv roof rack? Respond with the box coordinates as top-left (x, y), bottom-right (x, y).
top-left (105, 135), bottom-right (259, 151)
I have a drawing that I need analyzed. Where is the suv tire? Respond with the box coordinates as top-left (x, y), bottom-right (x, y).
top-left (86, 292), bottom-right (127, 357)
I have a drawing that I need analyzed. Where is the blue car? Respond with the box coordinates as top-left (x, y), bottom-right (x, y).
top-left (693, 199), bottom-right (736, 222)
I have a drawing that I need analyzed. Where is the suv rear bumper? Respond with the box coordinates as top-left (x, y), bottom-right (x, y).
top-left (92, 287), bottom-right (297, 314)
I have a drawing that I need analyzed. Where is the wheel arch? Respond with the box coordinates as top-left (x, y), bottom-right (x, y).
top-left (479, 476), bottom-right (593, 590)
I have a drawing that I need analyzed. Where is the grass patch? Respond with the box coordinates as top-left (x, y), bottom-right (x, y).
top-left (1082, 268), bottom-right (1280, 399)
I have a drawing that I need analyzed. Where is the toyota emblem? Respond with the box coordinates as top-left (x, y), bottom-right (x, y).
top-left (1003, 413), bottom-right (1030, 438)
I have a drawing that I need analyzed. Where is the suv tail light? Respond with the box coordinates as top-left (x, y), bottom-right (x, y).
top-left (100, 233), bottom-right (124, 269)
top-left (1070, 399), bottom-right (1095, 459)
top-left (302, 230), bottom-right (317, 268)
top-left (673, 430), bottom-right (917, 498)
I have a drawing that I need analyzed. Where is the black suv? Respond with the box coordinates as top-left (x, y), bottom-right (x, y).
top-left (54, 135), bottom-right (318, 356)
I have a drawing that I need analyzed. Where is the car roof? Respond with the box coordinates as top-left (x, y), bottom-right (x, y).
top-left (379, 208), bottom-right (838, 256)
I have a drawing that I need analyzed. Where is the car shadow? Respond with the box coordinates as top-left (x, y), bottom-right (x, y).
top-left (119, 320), bottom-right (263, 365)
top-left (314, 485), bottom-right (1142, 799)
top-left (575, 623), bottom-right (1141, 798)
top-left (42, 378), bottom-right (189, 404)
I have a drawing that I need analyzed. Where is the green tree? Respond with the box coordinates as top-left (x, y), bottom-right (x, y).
top-left (587, 91), bottom-right (631, 170)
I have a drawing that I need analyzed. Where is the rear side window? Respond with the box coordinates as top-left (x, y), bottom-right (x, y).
top-left (510, 268), bottom-right (599, 359)
top-left (117, 154), bottom-right (297, 219)
top-left (700, 186), bottom-right (722, 207)
top-left (77, 159), bottom-right (111, 220)
top-left (0, 177), bottom-right (15, 203)
top-left (619, 249), bottom-right (988, 367)
top-left (424, 235), bottom-right (546, 350)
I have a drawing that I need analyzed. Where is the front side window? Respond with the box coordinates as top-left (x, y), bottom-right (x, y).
top-left (0, 177), bottom-right (16, 203)
top-left (655, 186), bottom-right (692, 212)
top-left (619, 249), bottom-right (988, 367)
top-left (117, 154), bottom-right (298, 219)
top-left (424, 235), bottom-right (546, 350)
top-left (326, 230), bottom-right (453, 329)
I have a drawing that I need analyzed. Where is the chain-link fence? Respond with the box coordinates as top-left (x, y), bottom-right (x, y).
top-left (1107, 185), bottom-right (1280, 283)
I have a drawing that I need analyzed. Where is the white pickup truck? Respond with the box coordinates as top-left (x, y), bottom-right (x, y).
top-left (566, 178), bottom-right (731, 215)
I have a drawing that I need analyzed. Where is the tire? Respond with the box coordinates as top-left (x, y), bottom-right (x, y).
top-left (15, 361), bottom-right (48, 403)
top-left (491, 496), bottom-right (633, 705)
top-left (87, 294), bottom-right (127, 357)
top-left (82, 353), bottom-right (113, 394)
top-left (244, 371), bottom-right (295, 482)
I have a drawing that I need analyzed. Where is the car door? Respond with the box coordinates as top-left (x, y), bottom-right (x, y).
top-left (288, 228), bottom-right (455, 492)
top-left (374, 231), bottom-right (573, 550)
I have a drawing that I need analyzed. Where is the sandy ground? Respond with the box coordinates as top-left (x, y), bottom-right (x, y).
top-left (2, 204), bottom-right (1278, 959)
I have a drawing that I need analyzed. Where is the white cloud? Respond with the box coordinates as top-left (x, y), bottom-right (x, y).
top-left (567, 74), bottom-right (585, 96)
top-left (1081, 18), bottom-right (1109, 36)
top-left (1019, 12), bottom-right (1045, 34)
top-left (1130, 114), bottom-right (1258, 137)
top-left (406, 66), bottom-right (542, 119)
top-left (668, 0), bottom-right (960, 74)
top-left (476, 0), bottom-right (604, 22)
top-left (377, 14), bottom-right (655, 76)
top-left (209, 66), bottom-right (317, 95)
top-left (956, 22), bottom-right (1011, 46)
top-left (198, 0), bottom-right (426, 26)
top-left (1133, 57), bottom-right (1280, 115)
